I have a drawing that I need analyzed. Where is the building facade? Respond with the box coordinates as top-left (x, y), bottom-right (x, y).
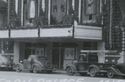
top-left (0, 0), bottom-right (105, 70)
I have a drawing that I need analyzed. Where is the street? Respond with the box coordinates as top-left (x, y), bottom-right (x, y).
top-left (0, 71), bottom-right (124, 82)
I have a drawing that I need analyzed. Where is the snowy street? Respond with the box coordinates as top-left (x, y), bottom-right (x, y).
top-left (0, 71), bottom-right (124, 82)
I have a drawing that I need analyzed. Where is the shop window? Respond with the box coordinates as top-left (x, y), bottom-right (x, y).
top-left (83, 42), bottom-right (97, 50)
top-left (3, 41), bottom-right (14, 53)
top-left (30, 48), bottom-right (45, 57)
top-left (64, 48), bottom-right (76, 60)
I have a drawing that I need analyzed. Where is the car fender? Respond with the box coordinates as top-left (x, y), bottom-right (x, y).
top-left (107, 66), bottom-right (122, 75)
top-left (32, 63), bottom-right (42, 71)
top-left (14, 63), bottom-right (24, 71)
top-left (65, 65), bottom-right (77, 72)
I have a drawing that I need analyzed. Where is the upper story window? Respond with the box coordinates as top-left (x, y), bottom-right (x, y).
top-left (78, 0), bottom-right (102, 26)
top-left (25, 0), bottom-right (48, 26)
top-left (51, 0), bottom-right (67, 25)
top-left (15, 0), bottom-right (18, 15)
top-left (29, 0), bottom-right (36, 19)
top-left (50, 0), bottom-right (75, 25)
top-left (86, 0), bottom-right (96, 15)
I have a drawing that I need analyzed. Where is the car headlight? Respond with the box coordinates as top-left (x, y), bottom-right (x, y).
top-left (105, 59), bottom-right (108, 62)
top-left (112, 59), bottom-right (115, 63)
top-left (20, 61), bottom-right (23, 63)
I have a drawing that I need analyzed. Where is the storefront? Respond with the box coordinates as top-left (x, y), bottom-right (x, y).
top-left (13, 40), bottom-right (98, 70)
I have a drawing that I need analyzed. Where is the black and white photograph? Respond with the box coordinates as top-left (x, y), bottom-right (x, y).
top-left (0, 0), bottom-right (125, 82)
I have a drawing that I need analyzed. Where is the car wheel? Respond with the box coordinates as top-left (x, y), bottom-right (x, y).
top-left (89, 68), bottom-right (97, 77)
top-left (15, 64), bottom-right (22, 72)
top-left (107, 70), bottom-right (114, 78)
top-left (33, 66), bottom-right (38, 73)
top-left (66, 67), bottom-right (74, 75)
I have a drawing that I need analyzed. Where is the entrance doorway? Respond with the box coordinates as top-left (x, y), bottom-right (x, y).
top-left (52, 47), bottom-right (64, 69)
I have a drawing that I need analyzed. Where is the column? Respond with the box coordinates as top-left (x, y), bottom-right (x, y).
top-left (78, 0), bottom-right (81, 23)
top-left (48, 0), bottom-right (51, 25)
top-left (77, 42), bottom-right (83, 58)
top-left (72, 0), bottom-right (75, 10)
top-left (21, 0), bottom-right (24, 26)
top-left (15, 0), bottom-right (19, 14)
top-left (14, 42), bottom-right (20, 64)
top-left (98, 42), bottom-right (105, 63)
top-left (46, 43), bottom-right (53, 66)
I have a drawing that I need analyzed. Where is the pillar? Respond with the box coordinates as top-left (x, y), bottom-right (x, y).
top-left (98, 42), bottom-right (105, 63)
top-left (14, 42), bottom-right (20, 64)
top-left (77, 42), bottom-right (83, 58)
top-left (46, 42), bottom-right (52, 66)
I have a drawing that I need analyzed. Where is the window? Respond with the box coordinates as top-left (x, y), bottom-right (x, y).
top-left (15, 0), bottom-right (19, 14)
top-left (64, 48), bottom-right (76, 59)
top-left (51, 0), bottom-right (67, 25)
top-left (83, 42), bottom-right (97, 50)
top-left (88, 53), bottom-right (98, 63)
top-left (79, 54), bottom-right (88, 62)
top-left (80, 0), bottom-right (102, 25)
top-left (29, 0), bottom-right (36, 18)
top-left (50, 0), bottom-right (75, 25)
top-left (85, 0), bottom-right (96, 15)
top-left (3, 41), bottom-right (14, 53)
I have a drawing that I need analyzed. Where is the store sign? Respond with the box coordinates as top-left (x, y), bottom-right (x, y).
top-left (0, 30), bottom-right (9, 38)
top-left (74, 25), bottom-right (102, 40)
top-left (40, 27), bottom-right (73, 37)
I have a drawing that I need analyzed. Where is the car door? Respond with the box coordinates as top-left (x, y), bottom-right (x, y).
top-left (76, 54), bottom-right (89, 72)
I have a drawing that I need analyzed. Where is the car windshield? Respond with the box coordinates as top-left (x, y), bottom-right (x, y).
top-left (79, 54), bottom-right (87, 62)
top-left (0, 55), bottom-right (8, 64)
top-left (88, 53), bottom-right (98, 63)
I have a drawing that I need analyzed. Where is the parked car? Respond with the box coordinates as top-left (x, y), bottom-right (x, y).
top-left (15, 55), bottom-right (54, 73)
top-left (65, 50), bottom-right (125, 78)
top-left (0, 55), bottom-right (14, 71)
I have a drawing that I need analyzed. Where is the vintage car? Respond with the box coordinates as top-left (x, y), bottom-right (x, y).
top-left (0, 55), bottom-right (14, 71)
top-left (15, 55), bottom-right (53, 73)
top-left (65, 50), bottom-right (125, 78)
